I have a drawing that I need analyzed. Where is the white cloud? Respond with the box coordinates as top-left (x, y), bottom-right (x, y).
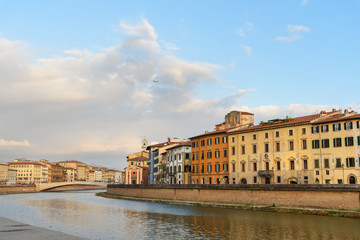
top-left (301, 0), bottom-right (308, 6)
top-left (235, 28), bottom-right (246, 37)
top-left (0, 139), bottom-right (31, 147)
top-left (0, 18), bottom-right (249, 169)
top-left (162, 41), bottom-right (180, 51)
top-left (276, 25), bottom-right (310, 42)
top-left (241, 45), bottom-right (252, 57)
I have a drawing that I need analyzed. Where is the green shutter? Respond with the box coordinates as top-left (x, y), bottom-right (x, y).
top-left (321, 140), bottom-right (324, 148)
top-left (333, 138), bottom-right (336, 147)
top-left (312, 140), bottom-right (314, 149)
top-left (333, 124), bottom-right (335, 131)
top-left (345, 137), bottom-right (348, 146)
top-left (346, 158), bottom-right (349, 167)
top-left (358, 136), bottom-right (360, 145)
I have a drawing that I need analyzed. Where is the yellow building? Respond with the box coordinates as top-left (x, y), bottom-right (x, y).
top-left (228, 109), bottom-right (360, 185)
top-left (0, 163), bottom-right (8, 185)
top-left (58, 160), bottom-right (88, 181)
top-left (8, 161), bottom-right (43, 184)
top-left (127, 139), bottom-right (150, 167)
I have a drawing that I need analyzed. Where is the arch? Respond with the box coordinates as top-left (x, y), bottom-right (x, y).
top-left (241, 178), bottom-right (247, 184)
top-left (274, 157), bottom-right (281, 162)
top-left (288, 177), bottom-right (298, 184)
top-left (231, 160), bottom-right (236, 164)
top-left (315, 178), bottom-right (320, 184)
top-left (349, 175), bottom-right (357, 184)
top-left (251, 158), bottom-right (257, 163)
top-left (288, 156), bottom-right (296, 161)
top-left (301, 155), bottom-right (309, 160)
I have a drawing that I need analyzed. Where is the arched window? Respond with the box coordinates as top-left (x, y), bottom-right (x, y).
top-left (349, 176), bottom-right (356, 184)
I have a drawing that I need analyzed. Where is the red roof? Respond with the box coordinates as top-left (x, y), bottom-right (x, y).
top-left (312, 113), bottom-right (360, 124)
top-left (165, 141), bottom-right (192, 150)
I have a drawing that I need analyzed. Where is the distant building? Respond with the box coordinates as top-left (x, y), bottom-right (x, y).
top-left (8, 161), bottom-right (43, 184)
top-left (0, 163), bottom-right (8, 185)
top-left (48, 163), bottom-right (66, 183)
top-left (165, 141), bottom-right (192, 184)
top-left (7, 168), bottom-right (17, 185)
top-left (124, 165), bottom-right (149, 184)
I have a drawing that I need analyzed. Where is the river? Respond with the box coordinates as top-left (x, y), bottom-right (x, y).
top-left (0, 190), bottom-right (359, 240)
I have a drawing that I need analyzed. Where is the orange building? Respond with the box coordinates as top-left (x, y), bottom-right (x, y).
top-left (189, 111), bottom-right (254, 184)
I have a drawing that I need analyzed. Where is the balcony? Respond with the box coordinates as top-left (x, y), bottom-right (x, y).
top-left (258, 170), bottom-right (274, 176)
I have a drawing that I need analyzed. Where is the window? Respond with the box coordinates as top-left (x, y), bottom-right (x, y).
top-left (253, 134), bottom-right (257, 140)
top-left (215, 164), bottom-right (220, 172)
top-left (201, 164), bottom-right (204, 173)
top-left (231, 146), bottom-right (236, 155)
top-left (346, 158), bottom-right (355, 167)
top-left (344, 122), bottom-right (353, 130)
top-left (276, 161), bottom-right (281, 170)
top-left (215, 150), bottom-right (220, 158)
top-left (196, 141), bottom-right (198, 147)
top-left (357, 121), bottom-right (360, 129)
top-left (215, 137), bottom-right (220, 144)
top-left (232, 163), bottom-right (235, 172)
top-left (321, 125), bottom-right (329, 132)
top-left (241, 145), bottom-right (245, 155)
top-left (302, 139), bottom-right (307, 150)
top-left (275, 131), bottom-right (280, 138)
top-left (241, 163), bottom-right (245, 172)
top-left (333, 123), bottom-right (341, 131)
top-left (336, 158), bottom-right (342, 168)
top-left (311, 126), bottom-right (319, 133)
top-left (192, 142), bottom-right (195, 148)
top-left (314, 159), bottom-right (319, 168)
top-left (303, 159), bottom-right (308, 169)
top-left (223, 163), bottom-right (228, 172)
top-left (324, 158), bottom-right (329, 168)
top-left (302, 128), bottom-right (306, 134)
top-left (345, 137), bottom-right (354, 146)
top-left (312, 140), bottom-right (320, 149)
top-left (316, 170), bottom-right (319, 175)
top-left (207, 151), bottom-right (212, 159)
top-left (264, 143), bottom-right (269, 153)
top-left (290, 160), bottom-right (295, 170)
top-left (224, 149), bottom-right (227, 157)
top-left (334, 138), bottom-right (342, 147)
top-left (207, 164), bottom-right (212, 173)
top-left (276, 142), bottom-right (280, 152)
top-left (277, 176), bottom-right (281, 183)
top-left (196, 165), bottom-right (198, 173)
top-left (207, 139), bottom-right (212, 145)
top-left (265, 132), bottom-right (269, 139)
top-left (242, 136), bottom-right (245, 141)
top-left (253, 144), bottom-right (257, 154)
top-left (289, 129), bottom-right (293, 136)
top-left (232, 137), bottom-right (235, 143)
top-left (201, 151), bottom-right (204, 159)
top-left (253, 162), bottom-right (257, 171)
top-left (289, 141), bottom-right (294, 151)
top-left (188, 153), bottom-right (192, 160)
top-left (265, 162), bottom-right (269, 170)
top-left (253, 176), bottom-right (257, 183)
top-left (192, 153), bottom-right (195, 160)
top-left (201, 140), bottom-right (205, 146)
top-left (222, 136), bottom-right (228, 143)
top-left (322, 139), bottom-right (330, 148)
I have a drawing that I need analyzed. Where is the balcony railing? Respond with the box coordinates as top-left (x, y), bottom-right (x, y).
top-left (258, 170), bottom-right (274, 176)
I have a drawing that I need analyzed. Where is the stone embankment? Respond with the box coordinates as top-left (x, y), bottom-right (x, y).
top-left (0, 185), bottom-right (36, 194)
top-left (106, 184), bottom-right (360, 218)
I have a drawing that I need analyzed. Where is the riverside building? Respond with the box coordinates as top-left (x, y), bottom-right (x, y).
top-left (165, 141), bottom-right (192, 184)
top-left (228, 109), bottom-right (360, 185)
top-left (189, 111), bottom-right (254, 184)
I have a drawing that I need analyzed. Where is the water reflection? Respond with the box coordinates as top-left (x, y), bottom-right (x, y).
top-left (0, 191), bottom-right (359, 240)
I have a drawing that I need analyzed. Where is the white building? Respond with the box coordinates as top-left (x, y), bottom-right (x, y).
top-left (166, 141), bottom-right (192, 184)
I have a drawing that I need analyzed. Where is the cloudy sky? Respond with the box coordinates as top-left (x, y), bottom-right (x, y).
top-left (0, 0), bottom-right (359, 170)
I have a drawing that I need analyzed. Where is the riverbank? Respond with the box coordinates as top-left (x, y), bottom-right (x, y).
top-left (0, 217), bottom-right (84, 240)
top-left (98, 192), bottom-right (360, 218)
top-left (0, 185), bottom-right (36, 194)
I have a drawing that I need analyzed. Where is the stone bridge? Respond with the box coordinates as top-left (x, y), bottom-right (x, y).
top-left (36, 182), bottom-right (108, 191)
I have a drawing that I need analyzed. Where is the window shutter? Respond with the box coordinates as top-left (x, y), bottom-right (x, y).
top-left (344, 123), bottom-right (347, 130)
top-left (346, 158), bottom-right (349, 167)
top-left (321, 125), bottom-right (323, 132)
top-left (350, 122), bottom-right (353, 129)
top-left (358, 136), bottom-right (360, 145)
top-left (345, 137), bottom-right (348, 146)
top-left (311, 127), bottom-right (314, 133)
top-left (312, 140), bottom-right (315, 149)
top-left (339, 138), bottom-right (342, 147)
top-left (333, 124), bottom-right (335, 131)
top-left (333, 138), bottom-right (336, 147)
top-left (357, 121), bottom-right (360, 128)
top-left (321, 140), bottom-right (324, 148)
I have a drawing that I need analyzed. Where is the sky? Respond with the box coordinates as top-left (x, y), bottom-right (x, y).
top-left (0, 0), bottom-right (359, 170)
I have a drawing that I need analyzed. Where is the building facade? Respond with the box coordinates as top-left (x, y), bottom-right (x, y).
top-left (190, 111), bottom-right (254, 184)
top-left (124, 165), bottom-right (149, 184)
top-left (228, 109), bottom-right (360, 185)
top-left (8, 161), bottom-right (43, 184)
top-left (166, 142), bottom-right (192, 184)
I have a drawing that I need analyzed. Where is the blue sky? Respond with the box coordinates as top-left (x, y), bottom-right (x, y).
top-left (0, 0), bottom-right (359, 169)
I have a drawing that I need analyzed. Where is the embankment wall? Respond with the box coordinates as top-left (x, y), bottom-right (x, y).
top-left (0, 185), bottom-right (36, 194)
top-left (107, 184), bottom-right (360, 210)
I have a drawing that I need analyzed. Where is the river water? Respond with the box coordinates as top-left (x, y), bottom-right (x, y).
top-left (0, 190), bottom-right (359, 240)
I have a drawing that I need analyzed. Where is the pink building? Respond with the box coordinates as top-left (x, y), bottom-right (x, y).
top-left (125, 165), bottom-right (149, 184)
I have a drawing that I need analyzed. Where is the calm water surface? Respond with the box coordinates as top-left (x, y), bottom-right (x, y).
top-left (0, 190), bottom-right (359, 240)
